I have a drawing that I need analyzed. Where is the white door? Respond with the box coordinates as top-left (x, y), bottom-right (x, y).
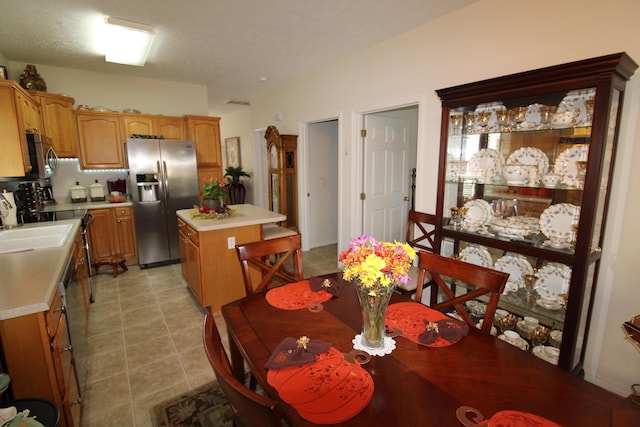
top-left (362, 109), bottom-right (417, 242)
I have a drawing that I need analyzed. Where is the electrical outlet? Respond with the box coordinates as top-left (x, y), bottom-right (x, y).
top-left (227, 236), bottom-right (235, 249)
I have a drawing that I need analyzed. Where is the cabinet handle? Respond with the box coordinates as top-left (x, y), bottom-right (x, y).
top-left (593, 247), bottom-right (602, 253)
top-left (117, 219), bottom-right (121, 223)
top-left (60, 344), bottom-right (73, 352)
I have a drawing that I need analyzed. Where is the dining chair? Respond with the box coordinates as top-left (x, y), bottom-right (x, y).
top-left (395, 210), bottom-right (439, 302)
top-left (203, 314), bottom-right (284, 427)
top-left (416, 251), bottom-right (509, 335)
top-left (235, 233), bottom-right (303, 296)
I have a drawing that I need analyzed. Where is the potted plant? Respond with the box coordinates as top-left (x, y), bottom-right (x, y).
top-left (224, 166), bottom-right (251, 204)
top-left (224, 166), bottom-right (251, 184)
top-left (201, 180), bottom-right (227, 212)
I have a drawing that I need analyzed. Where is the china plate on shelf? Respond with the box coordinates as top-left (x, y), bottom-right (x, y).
top-left (539, 203), bottom-right (580, 243)
top-left (463, 199), bottom-right (493, 227)
top-left (535, 263), bottom-right (571, 301)
top-left (459, 245), bottom-right (493, 268)
top-left (554, 145), bottom-right (589, 186)
top-left (533, 345), bottom-right (560, 365)
top-left (494, 254), bottom-right (534, 294)
top-left (466, 148), bottom-right (505, 182)
top-left (506, 146), bottom-right (550, 175)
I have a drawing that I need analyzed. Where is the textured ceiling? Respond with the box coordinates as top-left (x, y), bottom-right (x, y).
top-left (0, 0), bottom-right (475, 113)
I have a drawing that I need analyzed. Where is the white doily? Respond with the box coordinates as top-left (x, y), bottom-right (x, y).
top-left (352, 334), bottom-right (396, 356)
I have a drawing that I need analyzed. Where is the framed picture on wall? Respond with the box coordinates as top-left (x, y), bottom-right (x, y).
top-left (225, 137), bottom-right (241, 168)
top-left (0, 66), bottom-right (7, 80)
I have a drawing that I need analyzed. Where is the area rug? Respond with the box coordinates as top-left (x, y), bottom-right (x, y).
top-left (151, 380), bottom-right (234, 427)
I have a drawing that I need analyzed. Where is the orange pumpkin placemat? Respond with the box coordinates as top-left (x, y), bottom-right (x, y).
top-left (386, 302), bottom-right (469, 347)
top-left (266, 280), bottom-right (333, 310)
top-left (267, 347), bottom-right (373, 424)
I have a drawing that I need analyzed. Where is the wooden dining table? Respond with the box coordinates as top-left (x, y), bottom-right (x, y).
top-left (221, 273), bottom-right (640, 426)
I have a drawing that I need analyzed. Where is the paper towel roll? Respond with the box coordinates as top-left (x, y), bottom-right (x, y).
top-left (1, 191), bottom-right (17, 226)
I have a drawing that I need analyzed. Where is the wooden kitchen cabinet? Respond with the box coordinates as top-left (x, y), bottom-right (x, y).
top-left (178, 218), bottom-right (201, 300)
top-left (75, 110), bottom-right (126, 169)
top-left (185, 115), bottom-right (223, 185)
top-left (123, 114), bottom-right (185, 140)
top-left (0, 230), bottom-right (89, 427)
top-left (0, 81), bottom-right (37, 177)
top-left (30, 90), bottom-right (78, 157)
top-left (88, 206), bottom-right (138, 275)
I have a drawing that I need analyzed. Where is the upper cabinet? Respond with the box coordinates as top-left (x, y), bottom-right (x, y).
top-left (122, 115), bottom-right (185, 140)
top-left (435, 53), bottom-right (637, 373)
top-left (30, 91), bottom-right (78, 157)
top-left (0, 81), bottom-right (36, 177)
top-left (75, 110), bottom-right (126, 169)
top-left (184, 115), bottom-right (223, 185)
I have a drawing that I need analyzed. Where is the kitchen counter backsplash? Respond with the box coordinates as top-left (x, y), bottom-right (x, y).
top-left (52, 158), bottom-right (129, 204)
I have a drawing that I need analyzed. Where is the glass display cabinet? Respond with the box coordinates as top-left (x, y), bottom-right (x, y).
top-left (265, 125), bottom-right (298, 231)
top-left (434, 53), bottom-right (637, 373)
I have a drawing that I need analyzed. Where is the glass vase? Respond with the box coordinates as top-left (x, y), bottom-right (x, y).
top-left (355, 284), bottom-right (394, 349)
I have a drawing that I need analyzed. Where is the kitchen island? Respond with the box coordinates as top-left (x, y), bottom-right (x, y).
top-left (176, 204), bottom-right (286, 311)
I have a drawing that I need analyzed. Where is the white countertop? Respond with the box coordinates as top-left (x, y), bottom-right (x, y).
top-left (0, 219), bottom-right (80, 320)
top-left (176, 204), bottom-right (286, 232)
top-left (42, 199), bottom-right (133, 213)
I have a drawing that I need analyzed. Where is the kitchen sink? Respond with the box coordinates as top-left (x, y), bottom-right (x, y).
top-left (0, 223), bottom-right (73, 254)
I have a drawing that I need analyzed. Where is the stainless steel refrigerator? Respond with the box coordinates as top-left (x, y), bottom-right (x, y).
top-left (126, 138), bottom-right (199, 267)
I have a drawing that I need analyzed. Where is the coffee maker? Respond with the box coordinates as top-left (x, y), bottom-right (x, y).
top-left (40, 176), bottom-right (55, 205)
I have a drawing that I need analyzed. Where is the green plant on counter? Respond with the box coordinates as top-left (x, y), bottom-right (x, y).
top-left (201, 181), bottom-right (227, 201)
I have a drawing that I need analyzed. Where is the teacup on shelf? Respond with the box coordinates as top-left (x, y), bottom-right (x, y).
top-left (503, 165), bottom-right (529, 185)
top-left (541, 173), bottom-right (562, 188)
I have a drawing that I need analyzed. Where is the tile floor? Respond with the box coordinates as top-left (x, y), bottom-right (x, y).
top-left (81, 244), bottom-right (339, 427)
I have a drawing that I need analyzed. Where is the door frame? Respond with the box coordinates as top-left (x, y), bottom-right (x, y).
top-left (298, 114), bottom-right (342, 251)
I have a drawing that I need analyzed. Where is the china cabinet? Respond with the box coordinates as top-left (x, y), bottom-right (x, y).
top-left (265, 125), bottom-right (298, 231)
top-left (434, 53), bottom-right (637, 373)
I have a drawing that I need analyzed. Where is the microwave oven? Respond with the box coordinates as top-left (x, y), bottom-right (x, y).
top-left (25, 133), bottom-right (58, 180)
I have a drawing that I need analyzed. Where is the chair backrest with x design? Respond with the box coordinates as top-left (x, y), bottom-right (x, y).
top-left (203, 314), bottom-right (283, 427)
top-left (416, 251), bottom-right (508, 334)
top-left (235, 233), bottom-right (303, 296)
top-left (406, 210), bottom-right (438, 253)
top-left (396, 210), bottom-right (439, 299)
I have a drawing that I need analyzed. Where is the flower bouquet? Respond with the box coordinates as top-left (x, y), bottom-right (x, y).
top-left (339, 235), bottom-right (415, 351)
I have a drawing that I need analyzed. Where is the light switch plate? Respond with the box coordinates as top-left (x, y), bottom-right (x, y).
top-left (227, 236), bottom-right (235, 249)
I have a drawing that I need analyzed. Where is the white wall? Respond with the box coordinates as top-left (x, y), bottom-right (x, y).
top-left (221, 0), bottom-right (640, 396)
top-left (7, 61), bottom-right (208, 116)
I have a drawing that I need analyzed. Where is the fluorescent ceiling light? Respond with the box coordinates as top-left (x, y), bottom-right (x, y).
top-left (104, 16), bottom-right (155, 66)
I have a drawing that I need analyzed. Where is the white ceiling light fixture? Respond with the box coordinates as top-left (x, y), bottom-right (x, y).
top-left (104, 16), bottom-right (155, 66)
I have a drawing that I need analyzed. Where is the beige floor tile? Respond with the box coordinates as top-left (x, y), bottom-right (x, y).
top-left (86, 348), bottom-right (127, 384)
top-left (83, 371), bottom-right (132, 418)
top-left (171, 325), bottom-right (204, 353)
top-left (126, 335), bottom-right (177, 370)
top-left (123, 320), bottom-right (170, 347)
top-left (163, 306), bottom-right (204, 334)
top-left (122, 304), bottom-right (164, 329)
top-left (128, 355), bottom-right (186, 400)
top-left (87, 329), bottom-right (125, 357)
top-left (83, 402), bottom-right (134, 427)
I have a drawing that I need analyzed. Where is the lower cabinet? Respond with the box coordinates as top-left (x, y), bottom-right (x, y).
top-left (178, 218), bottom-right (201, 300)
top-left (88, 206), bottom-right (138, 273)
top-left (0, 230), bottom-right (88, 427)
top-left (177, 218), bottom-right (262, 310)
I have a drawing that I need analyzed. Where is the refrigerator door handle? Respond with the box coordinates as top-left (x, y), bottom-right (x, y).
top-left (162, 160), bottom-right (171, 209)
top-left (157, 160), bottom-right (166, 216)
